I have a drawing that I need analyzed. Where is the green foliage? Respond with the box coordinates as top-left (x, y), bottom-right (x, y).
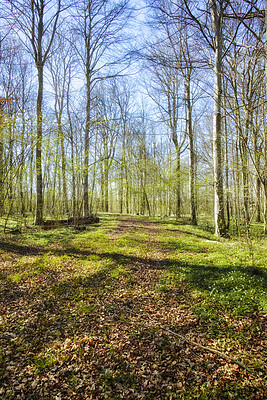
top-left (31, 351), bottom-right (58, 373)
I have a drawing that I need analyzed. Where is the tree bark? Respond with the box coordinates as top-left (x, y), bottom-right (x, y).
top-left (0, 107), bottom-right (4, 216)
top-left (35, 65), bottom-right (44, 225)
top-left (58, 117), bottom-right (68, 215)
top-left (83, 78), bottom-right (91, 217)
top-left (210, 0), bottom-right (227, 237)
top-left (264, 0), bottom-right (267, 233)
top-left (185, 79), bottom-right (197, 225)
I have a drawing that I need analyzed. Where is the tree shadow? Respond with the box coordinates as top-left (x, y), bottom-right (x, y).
top-left (0, 240), bottom-right (42, 255)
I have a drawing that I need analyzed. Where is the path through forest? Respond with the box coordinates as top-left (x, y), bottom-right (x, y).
top-left (0, 215), bottom-right (266, 399)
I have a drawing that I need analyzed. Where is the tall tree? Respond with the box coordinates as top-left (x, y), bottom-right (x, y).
top-left (72, 0), bottom-right (130, 217)
top-left (7, 0), bottom-right (63, 224)
top-left (209, 0), bottom-right (228, 236)
top-left (146, 0), bottom-right (201, 222)
top-left (48, 32), bottom-right (76, 216)
top-left (181, 0), bottom-right (233, 235)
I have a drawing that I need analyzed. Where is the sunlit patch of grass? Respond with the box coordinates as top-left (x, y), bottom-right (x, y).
top-left (154, 219), bottom-right (267, 346)
top-left (186, 379), bottom-right (260, 400)
top-left (109, 264), bottom-right (128, 279)
top-left (86, 254), bottom-right (101, 262)
top-left (157, 232), bottom-right (207, 254)
top-left (79, 301), bottom-right (96, 315)
top-left (7, 257), bottom-right (46, 283)
top-left (99, 370), bottom-right (136, 393)
top-left (0, 216), bottom-right (25, 233)
top-left (117, 230), bottom-right (149, 246)
top-left (31, 339), bottom-right (74, 373)
top-left (9, 272), bottom-right (24, 283)
top-left (31, 351), bottom-right (58, 373)
top-left (71, 229), bottom-right (111, 254)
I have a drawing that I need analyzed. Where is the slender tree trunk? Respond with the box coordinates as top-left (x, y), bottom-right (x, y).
top-left (254, 113), bottom-right (261, 222)
top-left (20, 110), bottom-right (26, 218)
top-left (210, 0), bottom-right (227, 236)
top-left (0, 105), bottom-right (4, 216)
top-left (255, 176), bottom-right (261, 222)
top-left (119, 167), bottom-right (123, 214)
top-left (104, 158), bottom-right (109, 212)
top-left (66, 74), bottom-right (76, 220)
top-left (234, 142), bottom-right (241, 235)
top-left (100, 160), bottom-right (104, 211)
top-left (125, 148), bottom-right (129, 214)
top-left (52, 138), bottom-right (59, 215)
top-left (8, 119), bottom-right (14, 212)
top-left (240, 109), bottom-right (250, 230)
top-left (263, 108), bottom-right (267, 234)
top-left (185, 80), bottom-right (197, 225)
top-left (223, 82), bottom-right (230, 230)
top-left (58, 117), bottom-right (68, 215)
top-left (119, 132), bottom-right (126, 214)
top-left (126, 170), bottom-right (129, 214)
top-left (70, 135), bottom-right (76, 220)
top-left (35, 65), bottom-right (44, 224)
top-left (84, 59), bottom-right (91, 216)
top-left (89, 156), bottom-right (96, 214)
top-left (176, 148), bottom-right (181, 219)
top-left (29, 129), bottom-right (34, 213)
top-left (264, 0), bottom-right (267, 233)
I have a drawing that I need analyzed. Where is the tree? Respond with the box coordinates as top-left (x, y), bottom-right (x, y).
top-left (208, 0), bottom-right (228, 236)
top-left (145, 44), bottom-right (186, 219)
top-left (181, 0), bottom-right (232, 236)
top-left (146, 0), bottom-right (202, 222)
top-left (95, 83), bottom-right (119, 212)
top-left (48, 32), bottom-right (76, 216)
top-left (71, 0), bottom-right (130, 217)
top-left (6, 0), bottom-right (64, 224)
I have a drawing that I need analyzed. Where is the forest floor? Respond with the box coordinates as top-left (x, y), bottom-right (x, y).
top-left (0, 214), bottom-right (266, 399)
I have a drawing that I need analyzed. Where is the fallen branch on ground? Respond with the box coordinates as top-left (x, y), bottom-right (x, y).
top-left (130, 319), bottom-right (256, 376)
top-left (159, 324), bottom-right (256, 375)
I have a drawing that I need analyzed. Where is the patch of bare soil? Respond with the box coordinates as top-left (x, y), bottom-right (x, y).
top-left (110, 216), bottom-right (161, 239)
top-left (109, 217), bottom-right (142, 239)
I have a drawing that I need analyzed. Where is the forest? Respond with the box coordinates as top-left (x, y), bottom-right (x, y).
top-left (0, 0), bottom-right (265, 237)
top-left (0, 1), bottom-right (266, 399)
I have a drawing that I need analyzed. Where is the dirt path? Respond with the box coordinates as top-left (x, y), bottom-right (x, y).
top-left (109, 216), bottom-right (160, 239)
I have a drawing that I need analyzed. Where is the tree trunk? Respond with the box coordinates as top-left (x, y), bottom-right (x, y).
top-left (58, 117), bottom-right (68, 215)
top-left (223, 81), bottom-right (230, 230)
top-left (0, 104), bottom-right (4, 216)
top-left (185, 80), bottom-right (197, 225)
top-left (20, 110), bottom-right (26, 218)
top-left (29, 127), bottom-right (34, 213)
top-left (263, 99), bottom-right (267, 234)
top-left (104, 157), bottom-right (109, 212)
top-left (83, 85), bottom-right (90, 217)
top-left (176, 148), bottom-right (181, 219)
top-left (210, 0), bottom-right (227, 236)
top-left (264, 0), bottom-right (267, 233)
top-left (35, 65), bottom-right (43, 225)
top-left (119, 131), bottom-right (126, 214)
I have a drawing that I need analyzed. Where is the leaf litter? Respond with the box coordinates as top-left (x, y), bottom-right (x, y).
top-left (0, 216), bottom-right (266, 399)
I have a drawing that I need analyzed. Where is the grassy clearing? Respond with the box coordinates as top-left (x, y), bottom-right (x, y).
top-left (0, 214), bottom-right (266, 399)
